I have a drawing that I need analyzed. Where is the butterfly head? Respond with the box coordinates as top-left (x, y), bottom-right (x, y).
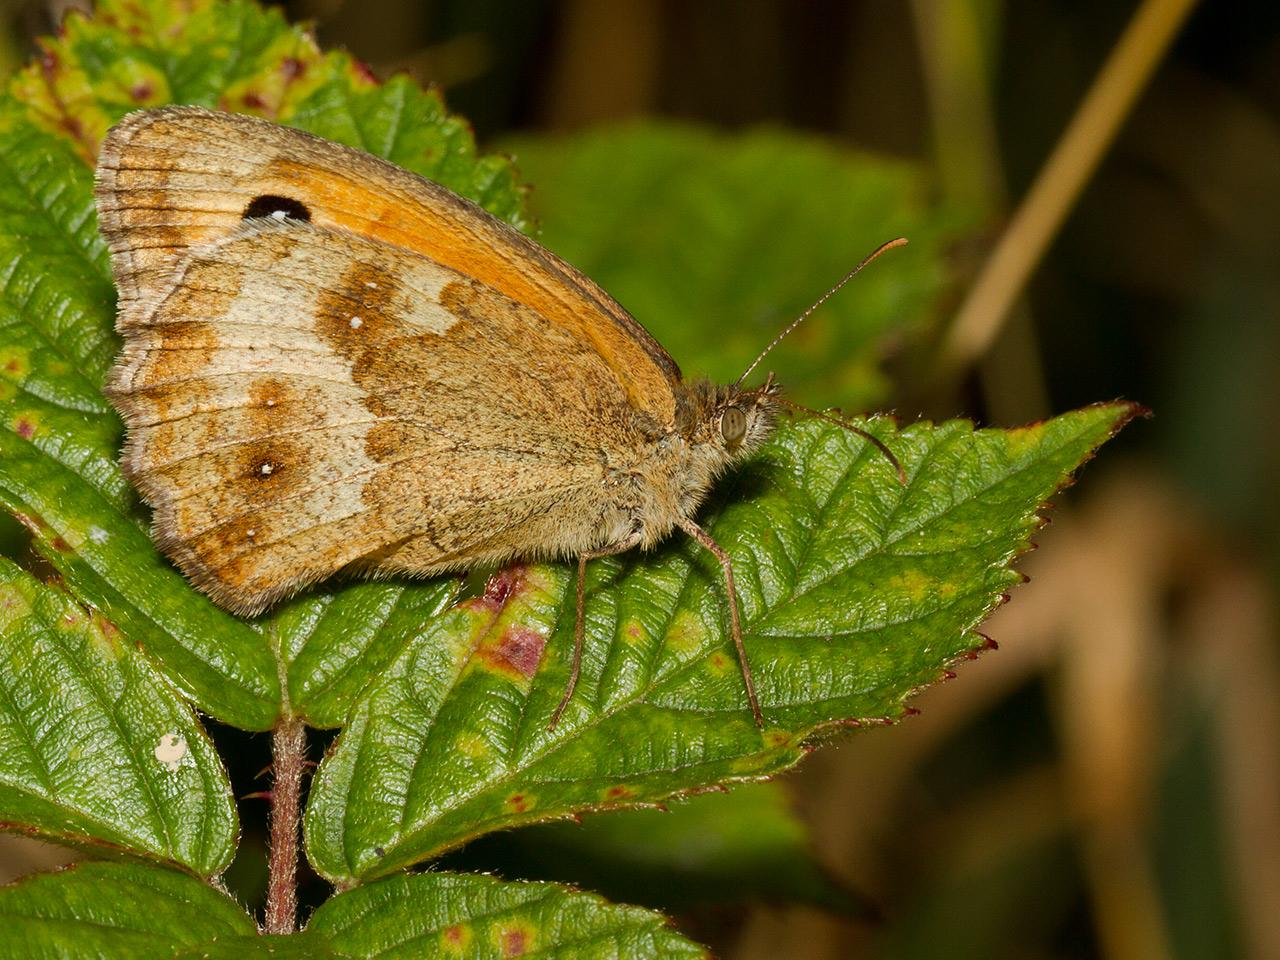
top-left (716, 372), bottom-right (781, 459)
top-left (678, 373), bottom-right (780, 472)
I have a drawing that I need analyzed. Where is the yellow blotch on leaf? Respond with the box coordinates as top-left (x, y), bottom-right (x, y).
top-left (0, 346), bottom-right (30, 381)
top-left (0, 583), bottom-right (33, 630)
top-left (440, 923), bottom-right (472, 953)
top-left (888, 568), bottom-right (935, 602)
top-left (455, 732), bottom-right (491, 760)
top-left (665, 609), bottom-right (708, 654)
top-left (493, 919), bottom-right (537, 957)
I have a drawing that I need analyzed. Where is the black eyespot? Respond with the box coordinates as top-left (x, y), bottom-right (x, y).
top-left (720, 406), bottom-right (748, 446)
top-left (242, 195), bottom-right (311, 222)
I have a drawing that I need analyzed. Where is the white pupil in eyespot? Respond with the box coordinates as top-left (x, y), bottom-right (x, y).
top-left (721, 406), bottom-right (747, 444)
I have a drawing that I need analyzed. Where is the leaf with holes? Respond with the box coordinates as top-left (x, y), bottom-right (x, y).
top-left (0, 0), bottom-right (526, 729)
top-left (0, 559), bottom-right (235, 874)
top-left (305, 403), bottom-right (1140, 883)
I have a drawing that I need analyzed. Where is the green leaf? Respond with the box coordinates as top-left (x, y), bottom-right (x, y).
top-left (447, 781), bottom-right (861, 913)
top-left (0, 559), bottom-right (235, 874)
top-left (306, 403), bottom-right (1140, 883)
top-left (306, 872), bottom-right (707, 959)
top-left (0, 861), bottom-right (255, 958)
top-left (275, 580), bottom-right (459, 728)
top-left (504, 123), bottom-right (955, 410)
top-left (0, 0), bottom-right (527, 729)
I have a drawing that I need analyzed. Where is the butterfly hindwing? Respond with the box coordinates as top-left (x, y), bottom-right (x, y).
top-left (108, 220), bottom-right (625, 613)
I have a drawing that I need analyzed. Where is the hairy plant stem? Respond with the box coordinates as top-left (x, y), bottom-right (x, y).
top-left (264, 715), bottom-right (306, 934)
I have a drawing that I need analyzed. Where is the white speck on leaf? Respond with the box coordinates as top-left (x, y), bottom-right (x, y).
top-left (88, 526), bottom-right (108, 544)
top-left (154, 733), bottom-right (187, 772)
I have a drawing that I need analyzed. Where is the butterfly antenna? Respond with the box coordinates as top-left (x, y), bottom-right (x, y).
top-left (779, 398), bottom-right (908, 486)
top-left (736, 237), bottom-right (909, 387)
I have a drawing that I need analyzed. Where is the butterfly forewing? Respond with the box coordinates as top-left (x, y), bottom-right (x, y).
top-left (94, 107), bottom-right (682, 423)
top-left (107, 220), bottom-right (627, 613)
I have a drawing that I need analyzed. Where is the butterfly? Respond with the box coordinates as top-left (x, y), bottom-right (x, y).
top-left (94, 106), bottom-right (904, 728)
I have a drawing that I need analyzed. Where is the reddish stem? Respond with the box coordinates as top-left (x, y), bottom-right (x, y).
top-left (264, 715), bottom-right (306, 934)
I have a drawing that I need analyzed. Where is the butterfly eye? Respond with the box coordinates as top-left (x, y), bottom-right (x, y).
top-left (243, 195), bottom-right (312, 223)
top-left (720, 406), bottom-right (748, 446)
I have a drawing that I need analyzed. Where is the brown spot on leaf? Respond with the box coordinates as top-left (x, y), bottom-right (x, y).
top-left (13, 417), bottom-right (35, 439)
top-left (472, 566), bottom-right (527, 613)
top-left (479, 625), bottom-right (547, 679)
top-left (500, 929), bottom-right (528, 957)
top-left (605, 785), bottom-right (633, 800)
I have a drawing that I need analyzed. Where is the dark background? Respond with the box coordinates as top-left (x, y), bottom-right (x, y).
top-left (3, 2), bottom-right (1278, 958)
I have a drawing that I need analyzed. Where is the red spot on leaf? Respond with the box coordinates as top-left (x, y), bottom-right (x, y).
top-left (129, 82), bottom-right (152, 101)
top-left (353, 59), bottom-right (380, 85)
top-left (40, 48), bottom-right (58, 78)
top-left (625, 622), bottom-right (641, 639)
top-left (500, 929), bottom-right (527, 956)
top-left (482, 626), bottom-right (546, 679)
top-left (476, 566), bottom-right (526, 611)
top-left (443, 925), bottom-right (464, 944)
top-left (49, 536), bottom-right (70, 552)
top-left (3, 358), bottom-right (20, 373)
top-left (241, 91), bottom-right (267, 110)
top-left (605, 785), bottom-right (633, 800)
top-left (14, 418), bottom-right (34, 439)
top-left (506, 793), bottom-right (530, 813)
top-left (281, 57), bottom-right (306, 80)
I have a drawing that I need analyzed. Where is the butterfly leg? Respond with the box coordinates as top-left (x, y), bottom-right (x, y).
top-left (549, 533), bottom-right (642, 730)
top-left (676, 517), bottom-right (764, 727)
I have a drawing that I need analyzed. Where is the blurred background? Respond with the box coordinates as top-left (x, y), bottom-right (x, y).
top-left (2, 1), bottom-right (1278, 958)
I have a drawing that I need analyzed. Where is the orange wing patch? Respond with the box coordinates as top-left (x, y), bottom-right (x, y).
top-left (95, 107), bottom-right (680, 425)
